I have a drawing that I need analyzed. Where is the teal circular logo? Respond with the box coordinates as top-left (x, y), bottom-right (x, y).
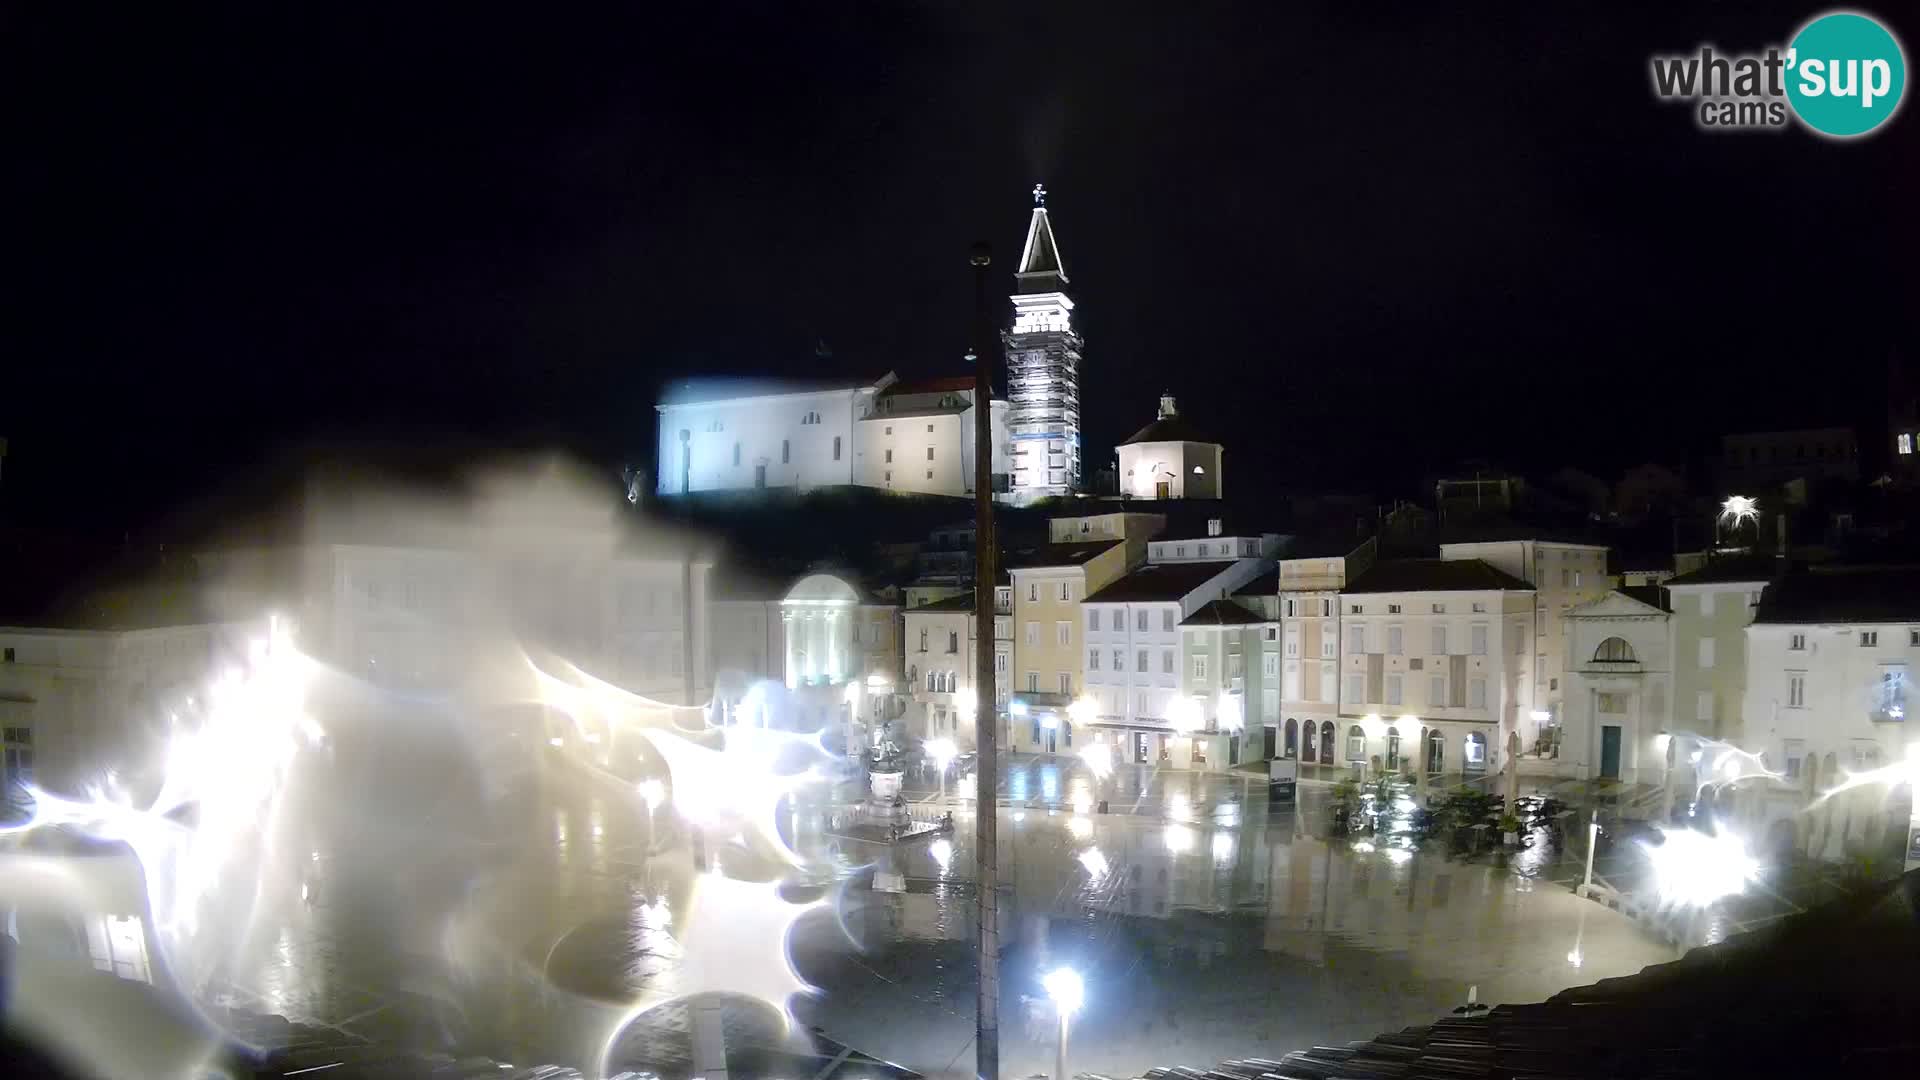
top-left (1786, 12), bottom-right (1907, 137)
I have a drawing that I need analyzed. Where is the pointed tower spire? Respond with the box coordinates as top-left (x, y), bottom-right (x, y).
top-left (1015, 183), bottom-right (1068, 294)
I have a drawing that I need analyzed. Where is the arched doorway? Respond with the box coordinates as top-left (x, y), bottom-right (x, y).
top-left (1464, 731), bottom-right (1488, 773)
top-left (1300, 720), bottom-right (1316, 763)
top-left (1319, 721), bottom-right (1336, 764)
top-left (1425, 729), bottom-right (1444, 774)
top-left (1284, 718), bottom-right (1299, 758)
top-left (1345, 724), bottom-right (1366, 764)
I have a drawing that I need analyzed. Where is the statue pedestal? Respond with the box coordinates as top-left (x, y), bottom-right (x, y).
top-left (865, 770), bottom-right (908, 828)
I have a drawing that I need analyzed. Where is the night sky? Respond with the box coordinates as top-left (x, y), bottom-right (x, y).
top-left (5, 3), bottom-right (1914, 535)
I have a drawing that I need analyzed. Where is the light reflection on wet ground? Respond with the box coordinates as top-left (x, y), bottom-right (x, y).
top-left (207, 741), bottom-right (1681, 1079)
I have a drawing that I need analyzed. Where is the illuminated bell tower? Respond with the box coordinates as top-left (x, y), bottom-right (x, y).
top-left (1004, 184), bottom-right (1082, 501)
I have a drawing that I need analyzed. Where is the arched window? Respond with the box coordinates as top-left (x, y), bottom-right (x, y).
top-left (1284, 718), bottom-right (1298, 757)
top-left (1319, 721), bottom-right (1336, 763)
top-left (1300, 720), bottom-right (1316, 762)
top-left (1346, 724), bottom-right (1367, 762)
top-left (919, 627), bottom-right (929, 653)
top-left (1464, 731), bottom-right (1488, 772)
top-left (1593, 636), bottom-right (1638, 663)
top-left (948, 631), bottom-right (960, 654)
top-left (1425, 729), bottom-right (1445, 774)
top-left (908, 665), bottom-right (918, 689)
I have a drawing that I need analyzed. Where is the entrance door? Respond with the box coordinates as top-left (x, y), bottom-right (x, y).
top-left (1319, 722), bottom-right (1335, 764)
top-left (1600, 725), bottom-right (1623, 780)
top-left (754, 464), bottom-right (767, 488)
top-left (1262, 726), bottom-right (1277, 759)
top-left (1135, 732), bottom-right (1150, 763)
top-left (1155, 481), bottom-right (1170, 499)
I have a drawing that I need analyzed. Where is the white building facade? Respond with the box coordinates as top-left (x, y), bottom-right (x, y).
top-left (1440, 539), bottom-right (1611, 752)
top-left (1116, 395), bottom-right (1224, 501)
top-left (1560, 589), bottom-right (1673, 785)
top-left (1333, 560), bottom-right (1538, 780)
top-left (654, 372), bottom-right (1008, 499)
top-left (1080, 532), bottom-right (1278, 769)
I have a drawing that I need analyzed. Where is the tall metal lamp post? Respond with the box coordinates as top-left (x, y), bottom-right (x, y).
top-left (969, 239), bottom-right (1001, 1080)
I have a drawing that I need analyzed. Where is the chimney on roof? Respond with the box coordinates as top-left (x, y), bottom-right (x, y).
top-left (1158, 393), bottom-right (1177, 420)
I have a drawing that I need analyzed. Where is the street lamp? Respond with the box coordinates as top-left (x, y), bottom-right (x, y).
top-left (928, 737), bottom-right (959, 805)
top-left (1042, 966), bottom-right (1084, 1080)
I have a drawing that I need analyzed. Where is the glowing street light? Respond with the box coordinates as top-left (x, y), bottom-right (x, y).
top-left (1718, 494), bottom-right (1760, 529)
top-left (1080, 740), bottom-right (1113, 783)
top-left (1042, 966), bottom-right (1085, 1080)
top-left (1639, 824), bottom-right (1760, 909)
top-left (1169, 696), bottom-right (1204, 735)
top-left (927, 737), bottom-right (959, 805)
top-left (1066, 694), bottom-right (1098, 729)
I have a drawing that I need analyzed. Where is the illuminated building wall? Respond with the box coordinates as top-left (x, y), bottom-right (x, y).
top-left (1003, 185), bottom-right (1082, 502)
top-left (654, 373), bottom-right (1009, 500)
top-left (1116, 395), bottom-right (1224, 500)
top-left (1560, 590), bottom-right (1673, 785)
top-left (1441, 539), bottom-right (1611, 731)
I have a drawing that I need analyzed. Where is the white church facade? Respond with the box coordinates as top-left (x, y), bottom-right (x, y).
top-left (654, 372), bottom-right (1008, 499)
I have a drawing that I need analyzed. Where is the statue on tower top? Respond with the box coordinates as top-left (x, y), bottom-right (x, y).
top-left (1032, 183), bottom-right (1047, 206)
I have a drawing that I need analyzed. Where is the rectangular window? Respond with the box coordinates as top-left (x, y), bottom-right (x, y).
top-left (1028, 583), bottom-right (1038, 601)
top-left (1560, 569), bottom-right (1570, 587)
top-left (1790, 632), bottom-right (1807, 651)
top-left (1471, 625), bottom-right (1488, 656)
top-left (1471, 602), bottom-right (1487, 613)
top-left (1134, 609), bottom-right (1148, 631)
top-left (1263, 652), bottom-right (1279, 677)
top-left (1162, 609), bottom-right (1175, 632)
top-left (1881, 668), bottom-right (1908, 712)
top-left (1861, 631), bottom-right (1879, 647)
top-left (833, 435), bottom-right (842, 460)
top-left (1386, 674), bottom-right (1403, 706)
top-left (1431, 625), bottom-right (1447, 655)
top-left (1137, 649), bottom-right (1149, 673)
top-left (1110, 610), bottom-right (1123, 631)
top-left (1057, 622), bottom-right (1071, 645)
top-left (1699, 637), bottom-right (1716, 668)
top-left (1088, 649), bottom-right (1100, 670)
top-left (1696, 690), bottom-right (1714, 722)
top-left (1345, 672), bottom-right (1365, 704)
top-left (1387, 626), bottom-right (1403, 655)
top-left (927, 446), bottom-right (935, 461)
top-left (1113, 648), bottom-right (1124, 671)
top-left (1193, 655), bottom-right (1208, 679)
top-left (782, 439), bottom-right (790, 464)
top-left (1574, 570), bottom-right (1583, 587)
top-left (1468, 677), bottom-right (1487, 709)
top-left (1285, 599), bottom-right (1295, 617)
top-left (1911, 628), bottom-right (1920, 646)
top-left (1321, 598), bottom-right (1332, 617)
top-left (1349, 604), bottom-right (1362, 615)
top-left (1058, 582), bottom-right (1070, 601)
top-left (1321, 626), bottom-right (1336, 658)
top-left (1900, 433), bottom-right (1914, 455)
top-left (1347, 625), bottom-right (1366, 654)
top-left (1087, 609), bottom-right (1100, 632)
top-left (1787, 672), bottom-right (1806, 708)
top-left (1783, 739), bottom-right (1806, 779)
top-left (1284, 629), bottom-right (1299, 657)
top-left (885, 449), bottom-right (894, 463)
top-left (995, 652), bottom-right (1008, 674)
top-left (1175, 545), bottom-right (1186, 557)
top-left (1265, 626), bottom-right (1279, 641)
top-left (1059, 672), bottom-right (1072, 694)
top-left (1162, 649), bottom-right (1174, 674)
top-left (1024, 622), bottom-right (1038, 646)
top-left (1387, 603), bottom-right (1403, 614)
top-left (1429, 675), bottom-right (1446, 705)
top-left (1027, 671), bottom-right (1040, 692)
